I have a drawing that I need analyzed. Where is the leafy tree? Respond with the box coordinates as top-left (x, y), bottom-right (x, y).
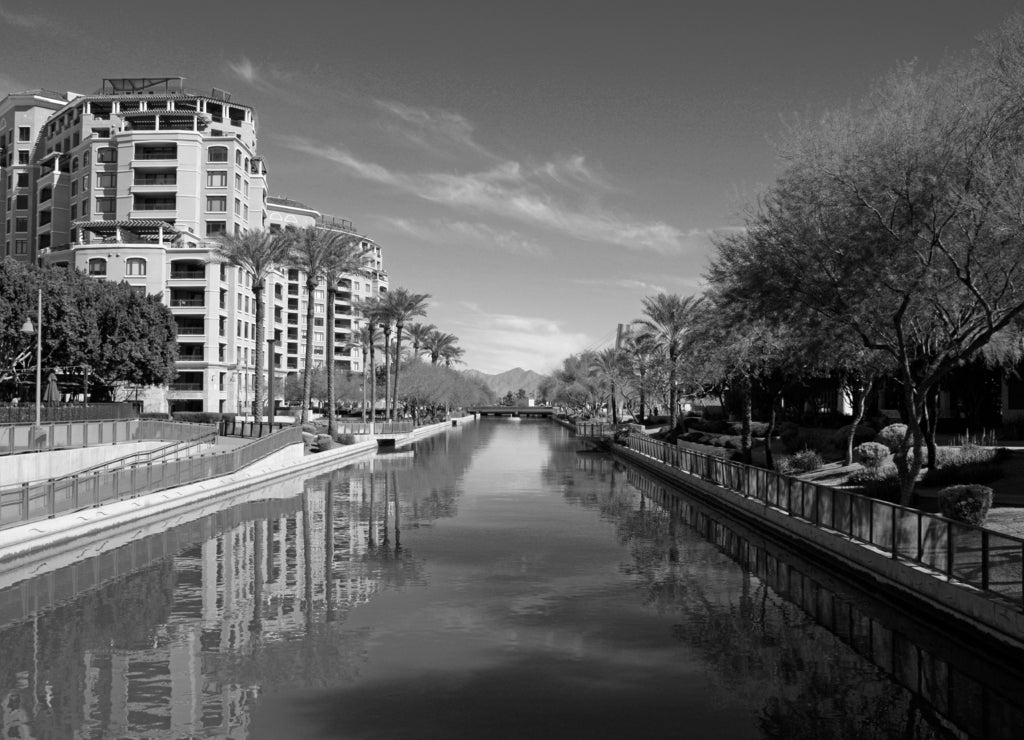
top-left (212, 229), bottom-right (292, 419)
top-left (709, 29), bottom-right (1024, 501)
top-left (406, 322), bottom-right (436, 361)
top-left (589, 347), bottom-right (628, 423)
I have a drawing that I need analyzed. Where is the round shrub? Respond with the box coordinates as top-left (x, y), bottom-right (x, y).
top-left (938, 484), bottom-right (994, 526)
top-left (779, 448), bottom-right (824, 474)
top-left (335, 432), bottom-right (358, 445)
top-left (875, 424), bottom-right (909, 453)
top-left (315, 433), bottom-right (334, 451)
top-left (854, 441), bottom-right (891, 469)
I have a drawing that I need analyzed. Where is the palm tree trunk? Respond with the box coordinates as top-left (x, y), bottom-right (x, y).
top-left (369, 342), bottom-right (377, 425)
top-left (668, 351), bottom-right (678, 428)
top-left (361, 349), bottom-right (368, 422)
top-left (252, 283), bottom-right (266, 420)
top-left (301, 278), bottom-right (317, 424)
top-left (393, 325), bottom-right (404, 422)
top-left (610, 381), bottom-right (618, 424)
top-left (382, 329), bottom-right (392, 421)
top-left (326, 288), bottom-right (337, 435)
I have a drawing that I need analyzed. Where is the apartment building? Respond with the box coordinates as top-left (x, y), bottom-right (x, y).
top-left (0, 77), bottom-right (388, 414)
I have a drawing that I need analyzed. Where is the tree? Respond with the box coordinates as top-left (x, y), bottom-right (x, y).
top-left (636, 293), bottom-right (704, 428)
top-left (589, 347), bottom-right (628, 424)
top-left (708, 30), bottom-right (1024, 500)
top-left (383, 287), bottom-right (431, 420)
top-left (212, 229), bottom-right (292, 419)
top-left (356, 321), bottom-right (382, 422)
top-left (621, 326), bottom-right (659, 423)
top-left (406, 322), bottom-right (436, 361)
top-left (424, 330), bottom-right (460, 365)
top-left (360, 296), bottom-right (389, 424)
top-left (318, 234), bottom-right (370, 434)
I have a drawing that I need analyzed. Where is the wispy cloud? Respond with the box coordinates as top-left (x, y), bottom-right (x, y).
top-left (227, 57), bottom-right (294, 94)
top-left (573, 278), bottom-right (669, 295)
top-left (284, 136), bottom-right (688, 253)
top-left (0, 3), bottom-right (46, 28)
top-left (451, 304), bottom-right (591, 374)
top-left (374, 99), bottom-right (493, 160)
top-left (380, 216), bottom-right (546, 256)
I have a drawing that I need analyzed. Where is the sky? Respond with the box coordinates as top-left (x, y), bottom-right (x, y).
top-left (2, 1), bottom-right (1020, 374)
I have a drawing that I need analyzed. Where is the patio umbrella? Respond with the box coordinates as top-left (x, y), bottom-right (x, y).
top-left (43, 372), bottom-right (60, 404)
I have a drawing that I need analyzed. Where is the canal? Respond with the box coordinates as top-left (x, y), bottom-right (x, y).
top-left (1, 419), bottom-right (1022, 738)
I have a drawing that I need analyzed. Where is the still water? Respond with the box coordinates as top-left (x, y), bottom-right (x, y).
top-left (1, 419), bottom-right (1022, 739)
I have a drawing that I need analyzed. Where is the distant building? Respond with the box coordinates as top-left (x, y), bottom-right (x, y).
top-left (0, 77), bottom-right (388, 413)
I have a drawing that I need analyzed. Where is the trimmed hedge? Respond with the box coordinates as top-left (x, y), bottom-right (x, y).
top-left (854, 441), bottom-right (891, 469)
top-left (777, 448), bottom-right (824, 475)
top-left (875, 424), bottom-right (909, 453)
top-left (938, 484), bottom-right (994, 526)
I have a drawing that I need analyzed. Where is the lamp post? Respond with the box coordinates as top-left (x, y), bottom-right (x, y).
top-left (19, 288), bottom-right (42, 428)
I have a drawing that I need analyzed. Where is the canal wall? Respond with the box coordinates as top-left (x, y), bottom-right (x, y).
top-left (2, 441), bottom-right (167, 485)
top-left (0, 439), bottom-right (376, 569)
top-left (610, 443), bottom-right (1024, 653)
top-left (392, 414), bottom-right (477, 447)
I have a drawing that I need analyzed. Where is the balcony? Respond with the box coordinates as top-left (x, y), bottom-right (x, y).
top-left (177, 352), bottom-right (205, 362)
top-left (170, 268), bottom-right (206, 280)
top-left (175, 325), bottom-right (205, 335)
top-left (168, 382), bottom-right (203, 391)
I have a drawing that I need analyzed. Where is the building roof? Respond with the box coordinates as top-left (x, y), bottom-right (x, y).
top-left (75, 219), bottom-right (181, 235)
top-left (267, 196), bottom-right (313, 210)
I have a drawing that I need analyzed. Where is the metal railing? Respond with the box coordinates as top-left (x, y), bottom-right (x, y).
top-left (0, 425), bottom-right (303, 531)
top-left (334, 421), bottom-right (415, 435)
top-left (0, 418), bottom-right (214, 457)
top-left (622, 432), bottom-right (1024, 608)
top-left (220, 418), bottom-right (293, 438)
top-left (575, 422), bottom-right (616, 438)
top-left (0, 403), bottom-right (138, 424)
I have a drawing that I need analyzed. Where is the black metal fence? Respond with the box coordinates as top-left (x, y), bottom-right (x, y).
top-left (0, 425), bottom-right (304, 531)
top-left (623, 432), bottom-right (1024, 608)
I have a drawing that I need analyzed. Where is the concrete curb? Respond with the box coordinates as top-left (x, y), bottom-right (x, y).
top-left (0, 439), bottom-right (378, 566)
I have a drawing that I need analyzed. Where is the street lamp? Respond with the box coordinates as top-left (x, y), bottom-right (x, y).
top-left (19, 288), bottom-right (42, 428)
top-left (267, 337), bottom-right (278, 423)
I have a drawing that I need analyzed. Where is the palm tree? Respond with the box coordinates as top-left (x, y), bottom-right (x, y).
top-left (361, 296), bottom-right (389, 424)
top-left (589, 346), bottom-right (627, 424)
top-left (356, 322), bottom-right (381, 422)
top-left (622, 326), bottom-right (658, 423)
top-left (425, 330), bottom-right (460, 365)
top-left (212, 228), bottom-right (292, 420)
top-left (636, 293), bottom-right (704, 428)
top-left (383, 288), bottom-right (431, 421)
top-left (406, 322), bottom-right (436, 361)
top-left (290, 225), bottom-right (361, 424)
top-left (440, 344), bottom-right (465, 368)
top-left (321, 236), bottom-right (371, 434)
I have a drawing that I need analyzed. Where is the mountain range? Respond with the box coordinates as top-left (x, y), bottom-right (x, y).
top-left (464, 367), bottom-right (547, 399)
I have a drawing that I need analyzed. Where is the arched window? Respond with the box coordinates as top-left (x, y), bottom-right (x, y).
top-left (87, 258), bottom-right (106, 276)
top-left (83, 151), bottom-right (90, 167)
top-left (208, 146), bottom-right (228, 163)
top-left (126, 257), bottom-right (147, 276)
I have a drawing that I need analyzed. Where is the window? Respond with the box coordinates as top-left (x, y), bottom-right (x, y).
top-left (70, 204), bottom-right (77, 220)
top-left (208, 146), bottom-right (228, 162)
top-left (206, 221), bottom-right (226, 237)
top-left (71, 157), bottom-right (79, 172)
top-left (17, 126), bottom-right (30, 142)
top-left (207, 170), bottom-right (227, 187)
top-left (130, 285), bottom-right (146, 296)
top-left (15, 195), bottom-right (27, 210)
top-left (71, 180), bottom-right (78, 196)
top-left (234, 198), bottom-right (241, 215)
top-left (83, 151), bottom-right (90, 167)
top-left (314, 289), bottom-right (325, 301)
top-left (14, 239), bottom-right (26, 254)
top-left (14, 218), bottom-right (27, 232)
top-left (234, 173), bottom-right (241, 190)
top-left (16, 173), bottom-right (27, 187)
top-left (235, 150), bottom-right (242, 166)
top-left (243, 180), bottom-right (249, 197)
top-left (17, 150), bottom-right (28, 164)
top-left (96, 197), bottom-right (115, 213)
top-left (206, 196), bottom-right (226, 212)
top-left (81, 199), bottom-right (89, 217)
top-left (314, 332), bottom-right (325, 342)
top-left (97, 147), bottom-right (117, 163)
top-left (97, 173), bottom-right (116, 189)
top-left (126, 257), bottom-right (146, 276)
top-left (87, 258), bottom-right (106, 276)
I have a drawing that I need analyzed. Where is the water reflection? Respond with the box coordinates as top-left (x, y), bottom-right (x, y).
top-left (0, 420), bottom-right (1020, 738)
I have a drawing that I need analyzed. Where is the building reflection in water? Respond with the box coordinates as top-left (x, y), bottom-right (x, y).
top-left (0, 454), bottom-right (423, 740)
